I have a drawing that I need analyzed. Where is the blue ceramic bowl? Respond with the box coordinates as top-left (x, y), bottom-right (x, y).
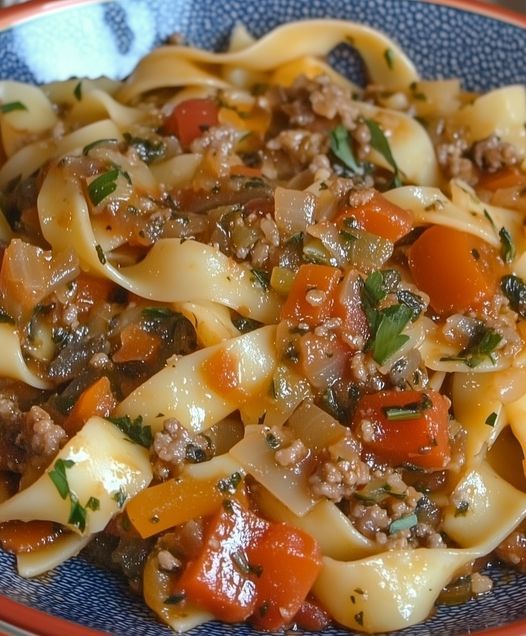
top-left (1, 1), bottom-right (526, 635)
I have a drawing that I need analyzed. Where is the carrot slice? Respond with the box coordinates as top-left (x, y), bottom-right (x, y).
top-left (112, 323), bottom-right (160, 363)
top-left (337, 191), bottom-right (413, 242)
top-left (478, 166), bottom-right (526, 191)
top-left (407, 224), bottom-right (503, 315)
top-left (63, 376), bottom-right (116, 435)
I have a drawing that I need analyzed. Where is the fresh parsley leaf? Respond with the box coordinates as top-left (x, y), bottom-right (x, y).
top-left (0, 101), bottom-right (27, 113)
top-left (397, 289), bottom-right (425, 321)
top-left (123, 132), bottom-right (166, 164)
top-left (88, 168), bottom-right (120, 206)
top-left (113, 488), bottom-right (127, 508)
top-left (363, 270), bottom-right (388, 305)
top-left (141, 306), bottom-right (175, 319)
top-left (106, 415), bottom-right (153, 448)
top-left (372, 304), bottom-right (412, 364)
top-left (365, 119), bottom-right (402, 187)
top-left (68, 495), bottom-right (87, 532)
top-left (86, 496), bottom-right (100, 511)
top-left (499, 226), bottom-right (515, 264)
top-left (330, 124), bottom-right (364, 175)
top-left (441, 323), bottom-right (502, 368)
top-left (48, 459), bottom-right (76, 499)
top-left (501, 274), bottom-right (526, 318)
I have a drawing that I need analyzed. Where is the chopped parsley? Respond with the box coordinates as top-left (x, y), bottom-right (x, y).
top-left (48, 458), bottom-right (75, 499)
top-left (361, 271), bottom-right (412, 364)
top-left (82, 138), bottom-right (119, 156)
top-left (455, 500), bottom-right (470, 517)
top-left (365, 118), bottom-right (402, 187)
top-left (330, 124), bottom-right (364, 175)
top-left (106, 415), bottom-right (153, 448)
top-left (501, 274), bottom-right (526, 318)
top-left (382, 394), bottom-right (432, 421)
top-left (123, 132), bottom-right (166, 164)
top-left (87, 168), bottom-right (121, 206)
top-left (499, 227), bottom-right (515, 264)
top-left (112, 488), bottom-right (127, 508)
top-left (217, 472), bottom-right (242, 494)
top-left (85, 496), bottom-right (100, 511)
top-left (251, 268), bottom-right (270, 291)
top-left (0, 101), bottom-right (27, 113)
top-left (48, 459), bottom-right (94, 532)
top-left (397, 289), bottom-right (425, 321)
top-left (231, 548), bottom-right (263, 577)
top-left (441, 323), bottom-right (501, 368)
top-left (485, 412), bottom-right (498, 427)
top-left (141, 306), bottom-right (176, 319)
top-left (95, 244), bottom-right (106, 265)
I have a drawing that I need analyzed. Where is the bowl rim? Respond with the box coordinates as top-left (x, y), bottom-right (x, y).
top-left (0, 0), bottom-right (526, 635)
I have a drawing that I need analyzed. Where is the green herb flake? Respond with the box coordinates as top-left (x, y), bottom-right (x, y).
top-left (73, 81), bottom-right (83, 101)
top-left (330, 124), bottom-right (364, 175)
top-left (265, 432), bottom-right (281, 450)
top-left (231, 548), bottom-right (263, 578)
top-left (485, 411), bottom-right (498, 427)
top-left (455, 500), bottom-right (470, 517)
top-left (82, 138), bottom-right (119, 156)
top-left (382, 394), bottom-right (432, 421)
top-left (0, 101), bottom-right (27, 113)
top-left (388, 512), bottom-right (418, 534)
top-left (365, 119), bottom-right (402, 187)
top-left (372, 304), bottom-right (412, 365)
top-left (106, 415), bottom-right (153, 448)
top-left (95, 244), bottom-right (106, 265)
top-left (397, 289), bottom-right (425, 321)
top-left (141, 306), bottom-right (175, 319)
top-left (86, 496), bottom-right (100, 511)
top-left (354, 611), bottom-right (364, 626)
top-left (217, 472), bottom-right (242, 494)
top-left (123, 132), bottom-right (166, 164)
top-left (483, 208), bottom-right (497, 232)
top-left (48, 458), bottom-right (75, 499)
top-left (113, 488), bottom-right (127, 508)
top-left (501, 274), bottom-right (526, 318)
top-left (499, 226), bottom-right (515, 264)
top-left (384, 48), bottom-right (395, 70)
top-left (87, 168), bottom-right (120, 206)
top-left (441, 323), bottom-right (502, 368)
top-left (68, 495), bottom-right (87, 532)
top-left (164, 593), bottom-right (186, 605)
top-left (251, 268), bottom-right (270, 291)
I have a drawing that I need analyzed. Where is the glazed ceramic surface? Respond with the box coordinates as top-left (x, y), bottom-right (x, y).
top-left (1, 1), bottom-right (526, 634)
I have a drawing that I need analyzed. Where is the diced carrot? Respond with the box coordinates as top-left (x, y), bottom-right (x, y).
top-left (177, 500), bottom-right (269, 623)
top-left (352, 389), bottom-right (451, 469)
top-left (63, 376), bottom-right (117, 436)
top-left (200, 347), bottom-right (240, 398)
top-left (127, 475), bottom-right (247, 539)
top-left (75, 272), bottom-right (116, 313)
top-left (249, 523), bottom-right (323, 631)
top-left (112, 323), bottom-right (160, 363)
top-left (0, 520), bottom-right (64, 554)
top-left (407, 224), bottom-right (503, 316)
top-left (337, 191), bottom-right (413, 242)
top-left (163, 98), bottom-right (219, 146)
top-left (478, 166), bottom-right (526, 191)
top-left (281, 264), bottom-right (342, 328)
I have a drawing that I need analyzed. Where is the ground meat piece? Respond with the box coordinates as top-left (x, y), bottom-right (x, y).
top-left (18, 406), bottom-right (66, 459)
top-left (190, 125), bottom-right (238, 181)
top-left (351, 502), bottom-right (390, 536)
top-left (496, 529), bottom-right (526, 571)
top-left (274, 438), bottom-right (308, 467)
top-left (151, 418), bottom-right (211, 480)
top-left (435, 132), bottom-right (477, 185)
top-left (157, 549), bottom-right (181, 571)
top-left (472, 134), bottom-right (523, 172)
top-left (309, 77), bottom-right (361, 130)
top-left (309, 451), bottom-right (370, 502)
top-left (266, 129), bottom-right (328, 166)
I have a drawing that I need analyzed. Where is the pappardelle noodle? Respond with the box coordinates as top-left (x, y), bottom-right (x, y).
top-left (1, 18), bottom-right (526, 634)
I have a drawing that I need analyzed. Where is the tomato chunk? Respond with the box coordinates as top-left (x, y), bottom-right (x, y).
top-left (249, 523), bottom-right (322, 631)
top-left (337, 191), bottom-right (413, 242)
top-left (176, 500), bottom-right (268, 623)
top-left (407, 225), bottom-right (503, 316)
top-left (164, 98), bottom-right (219, 146)
top-left (352, 389), bottom-right (451, 469)
top-left (281, 264), bottom-right (341, 328)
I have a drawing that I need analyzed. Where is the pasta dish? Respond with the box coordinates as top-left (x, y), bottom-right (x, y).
top-left (1, 18), bottom-right (526, 634)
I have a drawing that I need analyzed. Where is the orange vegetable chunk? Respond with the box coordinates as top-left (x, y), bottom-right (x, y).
top-left (407, 224), bottom-right (502, 315)
top-left (352, 389), bottom-right (451, 469)
top-left (164, 98), bottom-right (219, 146)
top-left (63, 376), bottom-right (117, 436)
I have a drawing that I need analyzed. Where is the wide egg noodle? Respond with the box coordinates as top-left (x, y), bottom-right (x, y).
top-left (0, 416), bottom-right (152, 535)
top-left (0, 323), bottom-right (51, 389)
top-left (0, 119), bottom-right (123, 189)
top-left (16, 533), bottom-right (92, 578)
top-left (0, 81), bottom-right (57, 157)
top-left (117, 19), bottom-right (419, 103)
top-left (115, 325), bottom-right (277, 434)
top-left (37, 163), bottom-right (281, 323)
